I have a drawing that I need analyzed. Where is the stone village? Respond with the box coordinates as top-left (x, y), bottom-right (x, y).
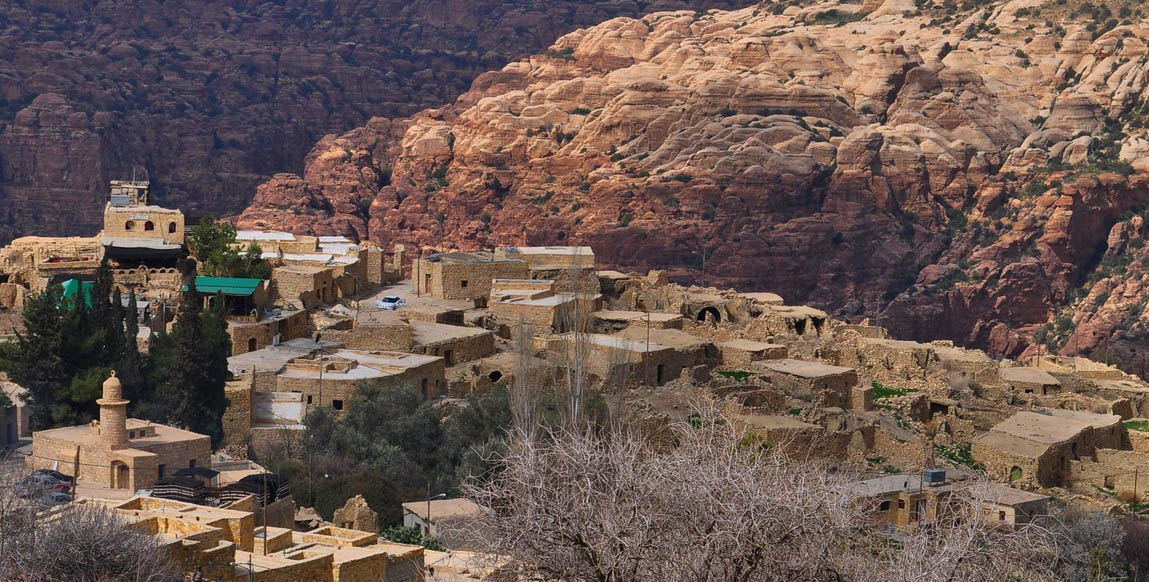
top-left (3, 180), bottom-right (1149, 579)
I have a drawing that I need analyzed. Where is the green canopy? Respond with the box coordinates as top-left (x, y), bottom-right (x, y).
top-left (184, 276), bottom-right (262, 297)
top-left (61, 279), bottom-right (93, 308)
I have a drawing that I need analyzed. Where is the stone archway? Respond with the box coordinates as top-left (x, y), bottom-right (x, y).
top-left (697, 306), bottom-right (721, 324)
top-left (111, 461), bottom-right (130, 489)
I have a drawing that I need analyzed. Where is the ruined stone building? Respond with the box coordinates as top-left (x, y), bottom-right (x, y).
top-left (29, 372), bottom-right (211, 491)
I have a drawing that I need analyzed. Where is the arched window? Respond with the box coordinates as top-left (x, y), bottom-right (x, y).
top-left (124, 221), bottom-right (133, 231)
top-left (144, 221), bottom-right (155, 231)
top-left (1009, 466), bottom-right (1023, 483)
top-left (168, 222), bottom-right (177, 233)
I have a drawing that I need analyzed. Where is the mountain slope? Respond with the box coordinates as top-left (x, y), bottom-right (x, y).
top-left (0, 0), bottom-right (754, 243)
top-left (236, 0), bottom-right (1149, 367)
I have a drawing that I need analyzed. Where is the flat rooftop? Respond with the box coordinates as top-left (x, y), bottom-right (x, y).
top-left (401, 497), bottom-right (484, 522)
top-left (739, 291), bottom-right (784, 305)
top-left (860, 337), bottom-right (931, 351)
top-left (849, 474), bottom-right (925, 497)
top-left (984, 409), bottom-right (1119, 447)
top-left (1000, 366), bottom-right (1060, 386)
top-left (423, 251), bottom-right (520, 265)
top-left (593, 310), bottom-right (683, 323)
top-left (614, 327), bottom-right (710, 349)
top-left (757, 359), bottom-right (855, 379)
top-left (337, 350), bottom-right (441, 370)
top-left (931, 344), bottom-right (993, 364)
top-left (227, 338), bottom-right (336, 375)
top-left (581, 333), bottom-right (671, 353)
top-left (411, 321), bottom-right (492, 345)
top-left (720, 339), bottom-right (785, 351)
top-left (735, 413), bottom-right (819, 431)
top-left (236, 230), bottom-right (297, 241)
top-left (35, 418), bottom-right (207, 447)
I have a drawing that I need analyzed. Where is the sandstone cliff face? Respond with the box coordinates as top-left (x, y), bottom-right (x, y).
top-left (237, 0), bottom-right (1149, 368)
top-left (0, 0), bottom-right (754, 242)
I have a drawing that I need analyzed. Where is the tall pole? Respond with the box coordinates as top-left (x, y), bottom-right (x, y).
top-left (261, 466), bottom-right (268, 554)
top-left (645, 311), bottom-right (651, 387)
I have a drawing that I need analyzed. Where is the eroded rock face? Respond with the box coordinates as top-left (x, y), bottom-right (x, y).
top-left (237, 0), bottom-right (1149, 368)
top-left (0, 0), bottom-right (755, 242)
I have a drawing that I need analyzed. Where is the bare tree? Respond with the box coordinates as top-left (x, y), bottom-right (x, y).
top-left (511, 319), bottom-right (545, 442)
top-left (0, 457), bottom-right (180, 582)
top-left (457, 406), bottom-right (1101, 582)
top-left (553, 249), bottom-right (598, 430)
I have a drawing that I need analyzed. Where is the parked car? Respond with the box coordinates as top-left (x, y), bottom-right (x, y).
top-left (20, 474), bottom-right (70, 492)
top-left (35, 492), bottom-right (72, 507)
top-left (30, 469), bottom-right (73, 484)
top-left (377, 296), bottom-right (406, 310)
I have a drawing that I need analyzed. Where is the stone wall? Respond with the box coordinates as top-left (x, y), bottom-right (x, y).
top-left (222, 377), bottom-right (254, 458)
top-left (272, 265), bottom-right (335, 307)
top-left (413, 329), bottom-right (495, 365)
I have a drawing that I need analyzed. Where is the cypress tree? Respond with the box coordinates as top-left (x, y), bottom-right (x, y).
top-left (12, 283), bottom-right (68, 429)
top-left (118, 290), bottom-right (146, 407)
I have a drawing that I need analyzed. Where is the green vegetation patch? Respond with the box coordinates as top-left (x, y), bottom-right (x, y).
top-left (935, 442), bottom-right (985, 473)
top-left (871, 380), bottom-right (919, 400)
top-left (1123, 420), bottom-right (1149, 432)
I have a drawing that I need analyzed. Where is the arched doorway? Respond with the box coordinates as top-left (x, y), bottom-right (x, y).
top-left (1009, 466), bottom-right (1022, 483)
top-left (697, 306), bottom-right (721, 324)
top-left (248, 337), bottom-right (258, 352)
top-left (110, 461), bottom-right (130, 489)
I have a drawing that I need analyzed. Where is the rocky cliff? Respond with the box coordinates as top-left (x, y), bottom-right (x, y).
top-left (0, 0), bottom-right (754, 243)
top-left (237, 0), bottom-right (1149, 368)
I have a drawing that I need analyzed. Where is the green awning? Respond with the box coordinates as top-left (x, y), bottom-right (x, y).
top-left (184, 276), bottom-right (262, 297)
top-left (61, 279), bottom-right (93, 308)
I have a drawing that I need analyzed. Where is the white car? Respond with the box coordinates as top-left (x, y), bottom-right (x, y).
top-left (377, 296), bottom-right (406, 310)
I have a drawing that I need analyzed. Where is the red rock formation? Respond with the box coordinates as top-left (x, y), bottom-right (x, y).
top-left (237, 0), bottom-right (1149, 369)
top-left (0, 0), bottom-right (754, 242)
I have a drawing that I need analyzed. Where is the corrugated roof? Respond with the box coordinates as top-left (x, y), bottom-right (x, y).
top-left (187, 276), bottom-right (262, 296)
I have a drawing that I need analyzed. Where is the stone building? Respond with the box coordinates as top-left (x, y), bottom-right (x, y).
top-left (1000, 366), bottom-right (1062, 395)
top-left (227, 308), bottom-right (310, 355)
top-left (101, 181), bottom-right (185, 264)
top-left (851, 471), bottom-right (1050, 533)
top-left (273, 264), bottom-right (336, 307)
top-left (719, 339), bottom-right (788, 368)
top-left (318, 309), bottom-right (416, 351)
top-left (754, 359), bottom-right (859, 408)
top-left (413, 252), bottom-right (528, 302)
top-left (410, 320), bottom-right (496, 365)
top-left (29, 372), bottom-right (211, 491)
top-left (493, 245), bottom-right (598, 292)
top-left (488, 278), bottom-right (602, 334)
top-left (973, 409), bottom-right (1128, 487)
top-left (546, 333), bottom-right (684, 386)
top-left (591, 310), bottom-right (684, 333)
top-left (402, 498), bottom-right (485, 537)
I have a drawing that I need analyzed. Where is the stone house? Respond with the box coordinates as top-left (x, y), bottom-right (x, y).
top-left (754, 359), bottom-right (859, 408)
top-left (410, 320), bottom-right (496, 365)
top-left (1000, 366), bottom-right (1062, 395)
top-left (851, 471), bottom-right (1050, 533)
top-left (488, 278), bottom-right (603, 334)
top-left (719, 339), bottom-right (788, 368)
top-left (546, 333), bottom-right (683, 387)
top-left (413, 252), bottom-right (528, 302)
top-left (29, 372), bottom-right (211, 491)
top-left (972, 409), bottom-right (1128, 487)
top-left (591, 310), bottom-right (684, 334)
top-left (272, 264), bottom-right (336, 307)
top-left (227, 309), bottom-right (310, 355)
top-left (401, 498), bottom-right (485, 537)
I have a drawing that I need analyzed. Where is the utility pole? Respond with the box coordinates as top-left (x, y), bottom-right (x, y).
top-left (645, 311), bottom-right (651, 388)
top-left (261, 466), bottom-right (268, 555)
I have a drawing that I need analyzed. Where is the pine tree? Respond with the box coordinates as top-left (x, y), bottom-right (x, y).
top-left (151, 281), bottom-right (230, 444)
top-left (118, 291), bottom-right (147, 408)
top-left (91, 258), bottom-right (118, 362)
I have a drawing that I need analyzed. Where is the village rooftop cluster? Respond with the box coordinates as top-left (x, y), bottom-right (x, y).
top-left (2, 181), bottom-right (1149, 578)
